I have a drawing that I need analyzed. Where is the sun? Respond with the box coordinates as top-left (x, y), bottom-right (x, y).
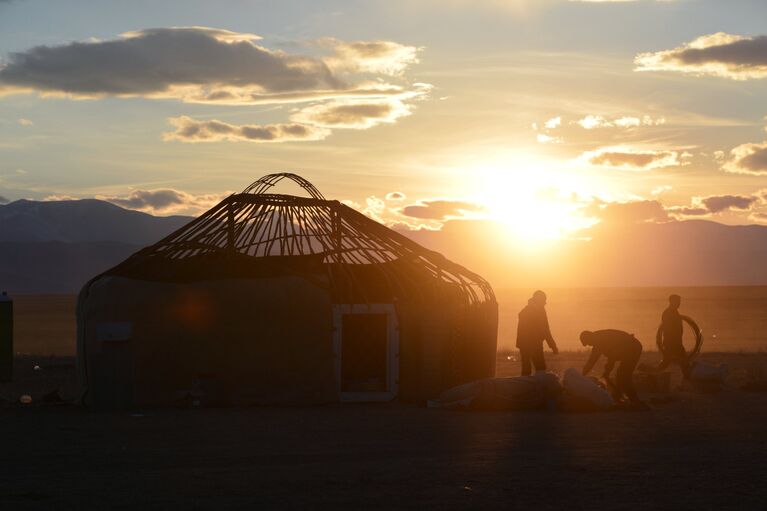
top-left (466, 154), bottom-right (598, 243)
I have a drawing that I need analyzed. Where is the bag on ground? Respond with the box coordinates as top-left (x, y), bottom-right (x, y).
top-left (561, 367), bottom-right (615, 410)
top-left (432, 372), bottom-right (562, 411)
top-left (690, 361), bottom-right (728, 383)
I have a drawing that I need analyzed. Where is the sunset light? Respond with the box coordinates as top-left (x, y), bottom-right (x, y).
top-left (469, 156), bottom-right (598, 242)
top-left (2, 1), bottom-right (767, 508)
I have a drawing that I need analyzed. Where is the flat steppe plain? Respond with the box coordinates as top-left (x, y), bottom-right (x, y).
top-left (1, 295), bottom-right (766, 509)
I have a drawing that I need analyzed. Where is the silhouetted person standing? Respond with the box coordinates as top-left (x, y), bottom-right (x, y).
top-left (581, 329), bottom-right (643, 404)
top-left (516, 290), bottom-right (558, 376)
top-left (657, 294), bottom-right (691, 379)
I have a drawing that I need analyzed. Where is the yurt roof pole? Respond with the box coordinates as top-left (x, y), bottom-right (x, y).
top-left (226, 201), bottom-right (235, 251)
top-left (243, 172), bottom-right (326, 200)
top-left (332, 202), bottom-right (342, 264)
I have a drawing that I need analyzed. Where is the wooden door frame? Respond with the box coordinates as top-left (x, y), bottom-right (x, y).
top-left (332, 304), bottom-right (399, 402)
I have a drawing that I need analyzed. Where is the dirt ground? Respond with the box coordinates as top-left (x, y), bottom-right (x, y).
top-left (2, 351), bottom-right (767, 510)
top-left (3, 295), bottom-right (767, 509)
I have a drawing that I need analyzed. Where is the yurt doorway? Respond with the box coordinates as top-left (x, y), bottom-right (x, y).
top-left (333, 304), bottom-right (399, 402)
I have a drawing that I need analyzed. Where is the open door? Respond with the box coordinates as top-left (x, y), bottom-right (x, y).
top-left (333, 304), bottom-right (399, 402)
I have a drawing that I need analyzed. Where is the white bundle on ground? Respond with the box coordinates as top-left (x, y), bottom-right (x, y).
top-left (562, 368), bottom-right (615, 409)
top-left (690, 361), bottom-right (728, 383)
top-left (432, 372), bottom-right (562, 411)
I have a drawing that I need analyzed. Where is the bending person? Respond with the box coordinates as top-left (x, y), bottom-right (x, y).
top-left (516, 290), bottom-right (558, 376)
top-left (580, 329), bottom-right (643, 404)
top-left (656, 294), bottom-right (691, 379)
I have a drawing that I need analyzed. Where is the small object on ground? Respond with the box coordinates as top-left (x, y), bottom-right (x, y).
top-left (689, 361), bottom-right (728, 393)
top-left (19, 394), bottom-right (32, 404)
top-left (690, 361), bottom-right (728, 382)
top-left (33, 364), bottom-right (41, 371)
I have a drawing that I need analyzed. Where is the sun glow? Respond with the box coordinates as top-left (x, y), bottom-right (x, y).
top-left (468, 155), bottom-right (598, 243)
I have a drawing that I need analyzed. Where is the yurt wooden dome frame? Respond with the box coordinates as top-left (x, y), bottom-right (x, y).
top-left (110, 172), bottom-right (495, 307)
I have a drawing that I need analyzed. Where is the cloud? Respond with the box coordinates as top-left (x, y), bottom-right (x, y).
top-left (666, 205), bottom-right (709, 217)
top-left (16, 118), bottom-right (33, 126)
top-left (699, 194), bottom-right (758, 213)
top-left (319, 38), bottom-right (420, 76)
top-left (587, 191), bottom-right (763, 224)
top-left (163, 116), bottom-right (329, 143)
top-left (42, 194), bottom-right (77, 201)
top-left (342, 195), bottom-right (435, 230)
top-left (291, 98), bottom-right (413, 129)
top-left (0, 27), bottom-right (424, 106)
top-left (668, 193), bottom-right (760, 218)
top-left (100, 188), bottom-right (225, 214)
top-left (0, 27), bottom-right (343, 100)
top-left (536, 133), bottom-right (561, 144)
top-left (585, 199), bottom-right (669, 225)
top-left (0, 27), bottom-right (429, 144)
top-left (543, 116), bottom-right (561, 129)
top-left (581, 147), bottom-right (689, 170)
top-left (533, 114), bottom-right (665, 144)
top-left (635, 33), bottom-right (767, 80)
top-left (576, 114), bottom-right (665, 129)
top-left (400, 199), bottom-right (484, 220)
top-left (157, 82), bottom-right (414, 106)
top-left (362, 195), bottom-right (387, 223)
top-left (723, 140), bottom-right (767, 176)
top-left (577, 115), bottom-right (610, 129)
top-left (651, 185), bottom-right (672, 196)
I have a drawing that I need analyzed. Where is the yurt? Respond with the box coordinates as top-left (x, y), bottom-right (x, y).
top-left (77, 173), bottom-right (497, 409)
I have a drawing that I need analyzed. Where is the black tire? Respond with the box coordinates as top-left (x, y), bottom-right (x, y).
top-left (656, 315), bottom-right (703, 358)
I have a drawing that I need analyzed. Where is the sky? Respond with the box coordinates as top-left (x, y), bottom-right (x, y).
top-left (2, 0), bottom-right (767, 242)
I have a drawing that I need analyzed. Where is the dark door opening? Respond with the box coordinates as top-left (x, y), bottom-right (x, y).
top-left (341, 313), bottom-right (388, 392)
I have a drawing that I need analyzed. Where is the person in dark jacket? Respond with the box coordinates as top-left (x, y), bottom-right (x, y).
top-left (656, 294), bottom-right (691, 379)
top-left (580, 329), bottom-right (643, 404)
top-left (516, 290), bottom-right (558, 376)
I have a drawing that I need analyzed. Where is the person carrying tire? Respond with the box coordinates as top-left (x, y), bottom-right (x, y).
top-left (580, 329), bottom-right (643, 404)
top-left (657, 294), bottom-right (691, 379)
top-left (516, 290), bottom-right (558, 376)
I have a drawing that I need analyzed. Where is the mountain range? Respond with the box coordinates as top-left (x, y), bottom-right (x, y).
top-left (0, 199), bottom-right (190, 293)
top-left (1, 198), bottom-right (766, 293)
